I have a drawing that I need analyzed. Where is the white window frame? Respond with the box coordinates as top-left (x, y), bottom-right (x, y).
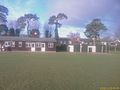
top-left (48, 43), bottom-right (54, 48)
top-left (11, 41), bottom-right (15, 47)
top-left (36, 42), bottom-right (41, 48)
top-left (4, 41), bottom-right (11, 47)
top-left (26, 42), bottom-right (31, 48)
top-left (18, 42), bottom-right (22, 47)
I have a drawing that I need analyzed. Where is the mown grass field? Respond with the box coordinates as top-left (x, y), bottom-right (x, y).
top-left (0, 52), bottom-right (120, 90)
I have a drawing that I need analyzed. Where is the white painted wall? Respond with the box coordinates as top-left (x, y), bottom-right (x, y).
top-left (41, 43), bottom-right (46, 52)
top-left (88, 46), bottom-right (96, 53)
top-left (80, 44), bottom-right (82, 53)
top-left (31, 43), bottom-right (36, 52)
top-left (31, 47), bottom-right (35, 52)
top-left (68, 45), bottom-right (74, 52)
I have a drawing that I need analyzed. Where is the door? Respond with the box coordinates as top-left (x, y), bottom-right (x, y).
top-left (41, 43), bottom-right (45, 52)
top-left (74, 45), bottom-right (80, 52)
top-left (31, 43), bottom-right (35, 52)
top-left (89, 48), bottom-right (92, 52)
top-left (68, 45), bottom-right (74, 52)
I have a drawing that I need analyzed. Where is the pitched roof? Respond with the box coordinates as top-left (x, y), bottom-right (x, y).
top-left (0, 36), bottom-right (56, 42)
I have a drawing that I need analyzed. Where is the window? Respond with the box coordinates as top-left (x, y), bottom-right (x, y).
top-left (32, 43), bottom-right (35, 47)
top-left (26, 42), bottom-right (28, 47)
top-left (18, 42), bottom-right (22, 47)
top-left (5, 42), bottom-right (9, 46)
top-left (8, 42), bottom-right (11, 46)
top-left (36, 43), bottom-right (38, 47)
top-left (36, 42), bottom-right (41, 48)
top-left (4, 41), bottom-right (11, 47)
top-left (42, 44), bottom-right (44, 48)
top-left (26, 42), bottom-right (31, 48)
top-left (11, 41), bottom-right (15, 47)
top-left (28, 43), bottom-right (31, 47)
top-left (48, 43), bottom-right (54, 48)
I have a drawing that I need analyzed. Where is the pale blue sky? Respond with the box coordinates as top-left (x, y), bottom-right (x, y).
top-left (0, 0), bottom-right (120, 38)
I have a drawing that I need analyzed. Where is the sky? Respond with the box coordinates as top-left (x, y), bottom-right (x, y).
top-left (0, 0), bottom-right (120, 38)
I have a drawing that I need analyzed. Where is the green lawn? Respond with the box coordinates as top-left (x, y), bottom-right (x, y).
top-left (0, 52), bottom-right (120, 90)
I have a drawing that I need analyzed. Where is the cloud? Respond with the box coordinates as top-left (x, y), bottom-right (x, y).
top-left (46, 0), bottom-right (120, 38)
top-left (1, 0), bottom-right (120, 38)
top-left (1, 0), bottom-right (39, 20)
top-left (59, 25), bottom-right (86, 38)
top-left (47, 0), bottom-right (120, 27)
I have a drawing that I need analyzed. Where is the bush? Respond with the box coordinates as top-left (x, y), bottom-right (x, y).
top-left (56, 44), bottom-right (67, 52)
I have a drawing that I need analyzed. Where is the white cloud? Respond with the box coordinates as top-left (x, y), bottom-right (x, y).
top-left (1, 0), bottom-right (37, 20)
top-left (47, 0), bottom-right (120, 27)
top-left (59, 25), bottom-right (86, 38)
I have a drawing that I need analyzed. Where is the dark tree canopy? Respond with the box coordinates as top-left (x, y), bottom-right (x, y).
top-left (0, 24), bottom-right (8, 35)
top-left (16, 14), bottom-right (39, 36)
top-left (24, 14), bottom-right (39, 21)
top-left (48, 13), bottom-right (67, 40)
top-left (16, 29), bottom-right (20, 36)
top-left (30, 29), bottom-right (40, 38)
top-left (9, 28), bottom-right (15, 36)
top-left (84, 18), bottom-right (107, 39)
top-left (44, 23), bottom-right (52, 38)
top-left (0, 5), bottom-right (8, 23)
top-left (16, 16), bottom-right (26, 29)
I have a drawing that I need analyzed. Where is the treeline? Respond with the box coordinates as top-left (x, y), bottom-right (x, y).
top-left (0, 5), bottom-right (67, 38)
top-left (0, 24), bottom-right (40, 37)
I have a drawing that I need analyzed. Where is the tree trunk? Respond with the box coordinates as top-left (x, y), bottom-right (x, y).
top-left (27, 20), bottom-right (30, 37)
top-left (55, 22), bottom-right (59, 43)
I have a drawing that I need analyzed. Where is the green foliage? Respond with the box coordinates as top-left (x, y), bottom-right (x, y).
top-left (48, 13), bottom-right (67, 39)
top-left (16, 16), bottom-right (26, 29)
top-left (45, 30), bottom-right (52, 38)
top-left (9, 28), bottom-right (15, 36)
top-left (0, 5), bottom-right (8, 15)
top-left (24, 14), bottom-right (39, 21)
top-left (0, 5), bottom-right (8, 23)
top-left (84, 18), bottom-right (107, 39)
top-left (16, 14), bottom-right (39, 36)
top-left (30, 29), bottom-right (40, 38)
top-left (0, 24), bottom-right (8, 35)
top-left (44, 23), bottom-right (52, 38)
top-left (57, 13), bottom-right (68, 20)
top-left (56, 44), bottom-right (67, 52)
top-left (16, 29), bottom-right (20, 36)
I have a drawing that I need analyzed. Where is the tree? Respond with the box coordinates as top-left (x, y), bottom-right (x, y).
top-left (44, 23), bottom-right (52, 38)
top-left (0, 5), bottom-right (8, 24)
top-left (67, 32), bottom-right (80, 44)
top-left (16, 14), bottom-right (39, 36)
top-left (84, 18), bottom-right (107, 45)
top-left (16, 29), bottom-right (20, 36)
top-left (30, 29), bottom-right (40, 38)
top-left (0, 24), bottom-right (8, 35)
top-left (24, 14), bottom-right (39, 36)
top-left (9, 28), bottom-right (15, 36)
top-left (48, 13), bottom-right (67, 40)
top-left (0, 5), bottom-right (8, 35)
top-left (115, 27), bottom-right (120, 40)
top-left (45, 30), bottom-right (52, 38)
top-left (16, 16), bottom-right (26, 35)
